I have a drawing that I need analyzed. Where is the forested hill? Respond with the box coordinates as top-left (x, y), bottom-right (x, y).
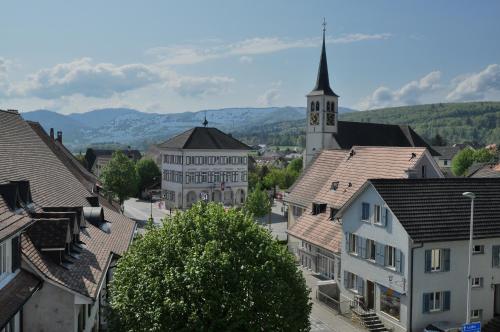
top-left (233, 102), bottom-right (500, 147)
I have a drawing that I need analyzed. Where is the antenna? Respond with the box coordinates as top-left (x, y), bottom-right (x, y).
top-left (202, 111), bottom-right (208, 127)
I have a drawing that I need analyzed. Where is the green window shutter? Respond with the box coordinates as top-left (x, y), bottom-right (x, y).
top-left (423, 293), bottom-right (430, 313)
top-left (443, 291), bottom-right (451, 311)
top-left (425, 250), bottom-right (431, 272)
top-left (493, 246), bottom-right (500, 267)
top-left (443, 249), bottom-right (451, 272)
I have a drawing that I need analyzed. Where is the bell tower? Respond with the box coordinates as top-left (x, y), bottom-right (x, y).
top-left (305, 19), bottom-right (339, 167)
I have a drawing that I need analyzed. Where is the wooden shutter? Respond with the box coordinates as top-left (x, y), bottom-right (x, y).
top-left (443, 249), bottom-right (451, 272)
top-left (422, 293), bottom-right (430, 313)
top-left (443, 291), bottom-right (451, 311)
top-left (375, 243), bottom-right (385, 265)
top-left (396, 249), bottom-right (404, 273)
top-left (493, 246), bottom-right (500, 267)
top-left (425, 250), bottom-right (432, 272)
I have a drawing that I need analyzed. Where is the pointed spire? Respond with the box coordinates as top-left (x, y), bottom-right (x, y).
top-left (202, 111), bottom-right (208, 127)
top-left (310, 18), bottom-right (338, 97)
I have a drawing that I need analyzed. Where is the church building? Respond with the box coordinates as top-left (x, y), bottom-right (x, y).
top-left (304, 24), bottom-right (437, 167)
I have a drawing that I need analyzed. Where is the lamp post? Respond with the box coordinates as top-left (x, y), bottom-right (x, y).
top-left (462, 191), bottom-right (476, 324)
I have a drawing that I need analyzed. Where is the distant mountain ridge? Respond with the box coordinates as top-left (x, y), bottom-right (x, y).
top-left (21, 106), bottom-right (356, 151)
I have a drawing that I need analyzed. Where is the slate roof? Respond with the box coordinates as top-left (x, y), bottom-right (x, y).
top-left (432, 146), bottom-right (461, 160)
top-left (0, 109), bottom-right (136, 299)
top-left (287, 146), bottom-right (439, 253)
top-left (468, 163), bottom-right (500, 178)
top-left (309, 30), bottom-right (338, 97)
top-left (370, 178), bottom-right (500, 242)
top-left (0, 195), bottom-right (35, 242)
top-left (0, 270), bottom-right (41, 329)
top-left (333, 121), bottom-right (439, 156)
top-left (158, 127), bottom-right (251, 150)
top-left (285, 150), bottom-right (347, 208)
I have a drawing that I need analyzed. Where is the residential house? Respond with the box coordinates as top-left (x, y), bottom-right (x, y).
top-left (468, 163), bottom-right (500, 178)
top-left (432, 146), bottom-right (461, 168)
top-left (158, 123), bottom-right (251, 209)
top-left (0, 109), bottom-right (136, 332)
top-left (335, 178), bottom-right (500, 331)
top-left (85, 148), bottom-right (142, 178)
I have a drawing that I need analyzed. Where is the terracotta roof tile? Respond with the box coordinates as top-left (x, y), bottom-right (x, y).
top-left (287, 212), bottom-right (342, 253)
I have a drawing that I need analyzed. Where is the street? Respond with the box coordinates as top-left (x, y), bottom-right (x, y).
top-left (123, 198), bottom-right (171, 229)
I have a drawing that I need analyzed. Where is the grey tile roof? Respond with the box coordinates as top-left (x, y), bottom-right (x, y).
top-left (333, 121), bottom-right (439, 156)
top-left (370, 178), bottom-right (500, 242)
top-left (468, 163), bottom-right (500, 178)
top-left (432, 146), bottom-right (461, 160)
top-left (158, 127), bottom-right (251, 150)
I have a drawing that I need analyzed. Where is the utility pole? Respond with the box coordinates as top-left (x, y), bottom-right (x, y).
top-left (462, 191), bottom-right (476, 324)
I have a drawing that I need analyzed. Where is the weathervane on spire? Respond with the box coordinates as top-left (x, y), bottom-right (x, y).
top-left (202, 111), bottom-right (208, 127)
top-left (322, 17), bottom-right (327, 35)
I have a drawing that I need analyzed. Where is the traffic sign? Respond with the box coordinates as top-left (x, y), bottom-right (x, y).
top-left (462, 322), bottom-right (480, 332)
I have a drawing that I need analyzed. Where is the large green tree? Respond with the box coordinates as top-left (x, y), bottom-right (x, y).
top-left (244, 183), bottom-right (272, 218)
top-left (101, 151), bottom-right (138, 205)
top-left (451, 147), bottom-right (497, 176)
top-left (136, 158), bottom-right (161, 193)
top-left (109, 203), bottom-right (311, 332)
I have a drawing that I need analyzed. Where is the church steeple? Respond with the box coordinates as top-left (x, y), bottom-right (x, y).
top-left (310, 19), bottom-right (338, 97)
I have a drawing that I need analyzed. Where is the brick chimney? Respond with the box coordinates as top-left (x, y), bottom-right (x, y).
top-left (50, 128), bottom-right (54, 139)
top-left (56, 131), bottom-right (63, 143)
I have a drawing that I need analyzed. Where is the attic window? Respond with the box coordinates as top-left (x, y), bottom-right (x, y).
top-left (329, 207), bottom-right (338, 220)
top-left (331, 181), bottom-right (339, 191)
top-left (312, 202), bottom-right (327, 215)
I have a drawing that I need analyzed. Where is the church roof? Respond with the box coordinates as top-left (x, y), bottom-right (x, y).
top-left (333, 121), bottom-right (439, 156)
top-left (309, 29), bottom-right (338, 97)
top-left (158, 127), bottom-right (251, 150)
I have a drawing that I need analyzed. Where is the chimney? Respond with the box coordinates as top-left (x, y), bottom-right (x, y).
top-left (57, 131), bottom-right (63, 143)
top-left (50, 128), bottom-right (54, 139)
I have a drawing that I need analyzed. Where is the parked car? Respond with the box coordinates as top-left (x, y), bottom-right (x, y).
top-left (423, 321), bottom-right (462, 332)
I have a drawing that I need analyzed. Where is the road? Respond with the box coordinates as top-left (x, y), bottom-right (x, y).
top-left (123, 198), bottom-right (171, 229)
top-left (257, 200), bottom-right (288, 241)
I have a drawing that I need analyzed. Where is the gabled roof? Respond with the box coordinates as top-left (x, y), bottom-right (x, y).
top-left (287, 146), bottom-right (441, 253)
top-left (333, 121), bottom-right (439, 156)
top-left (158, 127), bottom-right (251, 150)
top-left (285, 150), bottom-right (347, 207)
top-left (468, 163), bottom-right (500, 178)
top-left (432, 146), bottom-right (461, 160)
top-left (370, 178), bottom-right (500, 242)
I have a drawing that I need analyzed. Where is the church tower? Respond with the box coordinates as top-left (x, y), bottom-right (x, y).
top-left (305, 20), bottom-right (339, 167)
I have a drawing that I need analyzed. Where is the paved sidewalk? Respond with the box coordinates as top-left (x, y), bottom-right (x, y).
top-left (301, 267), bottom-right (365, 332)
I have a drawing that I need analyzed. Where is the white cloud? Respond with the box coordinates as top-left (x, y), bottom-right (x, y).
top-left (447, 64), bottom-right (500, 101)
top-left (239, 56), bottom-right (253, 64)
top-left (359, 71), bottom-right (441, 109)
top-left (257, 82), bottom-right (281, 106)
top-left (6, 57), bottom-right (234, 99)
top-left (147, 33), bottom-right (392, 65)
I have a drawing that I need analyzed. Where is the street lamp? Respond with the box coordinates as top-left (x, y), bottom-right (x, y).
top-left (462, 191), bottom-right (476, 323)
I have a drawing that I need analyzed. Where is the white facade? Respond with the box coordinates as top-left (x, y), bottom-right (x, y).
top-left (338, 184), bottom-right (500, 331)
top-left (160, 148), bottom-right (249, 209)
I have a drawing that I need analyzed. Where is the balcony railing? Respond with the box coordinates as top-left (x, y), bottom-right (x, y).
top-left (316, 289), bottom-right (340, 312)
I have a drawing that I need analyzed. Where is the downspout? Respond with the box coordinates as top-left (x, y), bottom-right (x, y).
top-left (409, 242), bottom-right (423, 332)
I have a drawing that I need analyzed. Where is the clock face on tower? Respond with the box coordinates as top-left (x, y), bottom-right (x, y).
top-left (310, 111), bottom-right (319, 125)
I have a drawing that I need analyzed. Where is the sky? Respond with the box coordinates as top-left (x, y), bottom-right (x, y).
top-left (1, 0), bottom-right (500, 114)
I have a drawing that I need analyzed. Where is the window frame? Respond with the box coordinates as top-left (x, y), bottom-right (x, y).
top-left (385, 245), bottom-right (396, 269)
top-left (472, 245), bottom-right (484, 255)
top-left (471, 309), bottom-right (482, 319)
top-left (367, 239), bottom-right (376, 261)
top-left (374, 204), bottom-right (382, 225)
top-left (431, 249), bottom-right (441, 272)
top-left (471, 277), bottom-right (483, 288)
top-left (349, 234), bottom-right (358, 255)
top-left (361, 202), bottom-right (370, 222)
top-left (429, 291), bottom-right (442, 312)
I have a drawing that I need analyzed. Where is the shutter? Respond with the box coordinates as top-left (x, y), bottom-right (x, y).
top-left (443, 291), bottom-right (451, 311)
top-left (493, 246), bottom-right (500, 267)
top-left (376, 243), bottom-right (385, 265)
top-left (360, 238), bottom-right (367, 259)
top-left (423, 293), bottom-right (430, 313)
top-left (384, 208), bottom-right (389, 226)
top-left (343, 271), bottom-right (349, 289)
top-left (357, 276), bottom-right (364, 295)
top-left (11, 236), bottom-right (20, 272)
top-left (443, 249), bottom-right (451, 272)
top-left (345, 233), bottom-right (350, 252)
top-left (357, 236), bottom-right (364, 257)
top-left (396, 250), bottom-right (404, 273)
top-left (425, 250), bottom-right (432, 272)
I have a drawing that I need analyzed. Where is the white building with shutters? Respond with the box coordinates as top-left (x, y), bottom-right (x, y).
top-left (158, 125), bottom-right (250, 210)
top-left (335, 178), bottom-right (500, 332)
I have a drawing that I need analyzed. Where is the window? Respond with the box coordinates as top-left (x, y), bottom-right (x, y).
top-left (326, 101), bottom-right (330, 111)
top-left (374, 205), bottom-right (382, 224)
top-left (385, 245), bottom-right (396, 268)
top-left (292, 206), bottom-right (303, 217)
top-left (367, 239), bottom-right (376, 261)
top-left (421, 165), bottom-right (427, 178)
top-left (344, 271), bottom-right (363, 294)
top-left (472, 277), bottom-right (483, 288)
top-left (443, 160), bottom-right (448, 166)
top-left (472, 245), bottom-right (484, 254)
top-left (431, 249), bottom-right (441, 272)
top-left (326, 101), bottom-right (335, 125)
top-left (348, 234), bottom-right (358, 254)
top-left (361, 202), bottom-right (370, 221)
top-left (310, 101), bottom-right (314, 111)
top-left (380, 287), bottom-right (401, 320)
top-left (423, 291), bottom-right (450, 313)
top-left (315, 101), bottom-right (320, 111)
top-left (471, 309), bottom-right (482, 320)
top-left (425, 248), bottom-right (450, 273)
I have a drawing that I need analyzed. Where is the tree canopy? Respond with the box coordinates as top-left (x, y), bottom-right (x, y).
top-left (451, 147), bottom-right (497, 176)
top-left (109, 203), bottom-right (311, 332)
top-left (100, 151), bottom-right (138, 204)
top-left (244, 183), bottom-right (271, 218)
top-left (136, 158), bottom-right (161, 193)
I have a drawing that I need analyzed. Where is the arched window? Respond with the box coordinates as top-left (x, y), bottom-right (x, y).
top-left (311, 101), bottom-right (314, 111)
top-left (331, 102), bottom-right (335, 111)
top-left (327, 102), bottom-right (330, 111)
top-left (315, 101), bottom-right (320, 111)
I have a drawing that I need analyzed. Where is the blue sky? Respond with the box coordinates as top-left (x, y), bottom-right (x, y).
top-left (1, 0), bottom-right (500, 114)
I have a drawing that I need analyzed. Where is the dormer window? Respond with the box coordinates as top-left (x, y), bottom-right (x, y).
top-left (331, 181), bottom-right (339, 191)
